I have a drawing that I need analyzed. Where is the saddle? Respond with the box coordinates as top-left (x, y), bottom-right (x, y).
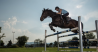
top-left (67, 17), bottom-right (71, 21)
top-left (62, 16), bottom-right (71, 21)
top-left (61, 16), bottom-right (72, 26)
top-left (55, 15), bottom-right (71, 24)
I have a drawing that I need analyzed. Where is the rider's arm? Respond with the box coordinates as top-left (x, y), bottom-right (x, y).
top-left (57, 9), bottom-right (62, 14)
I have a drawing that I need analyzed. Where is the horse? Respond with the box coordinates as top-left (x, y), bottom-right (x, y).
top-left (40, 8), bottom-right (84, 34)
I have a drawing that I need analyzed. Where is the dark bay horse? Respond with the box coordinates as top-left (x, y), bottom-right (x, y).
top-left (40, 9), bottom-right (84, 34)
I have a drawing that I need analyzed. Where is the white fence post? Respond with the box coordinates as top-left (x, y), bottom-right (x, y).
top-left (95, 20), bottom-right (98, 51)
top-left (78, 16), bottom-right (83, 52)
top-left (57, 31), bottom-right (59, 51)
top-left (45, 30), bottom-right (47, 51)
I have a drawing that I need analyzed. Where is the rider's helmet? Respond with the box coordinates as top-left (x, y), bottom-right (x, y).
top-left (55, 6), bottom-right (59, 10)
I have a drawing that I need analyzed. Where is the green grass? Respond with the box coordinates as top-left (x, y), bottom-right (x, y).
top-left (0, 47), bottom-right (97, 52)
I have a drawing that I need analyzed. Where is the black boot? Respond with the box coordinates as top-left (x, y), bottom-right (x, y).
top-left (66, 17), bottom-right (69, 24)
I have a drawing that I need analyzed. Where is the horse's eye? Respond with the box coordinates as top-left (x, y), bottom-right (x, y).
top-left (44, 13), bottom-right (46, 15)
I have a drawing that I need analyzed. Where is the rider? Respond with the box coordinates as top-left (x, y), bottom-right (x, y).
top-left (55, 6), bottom-right (69, 24)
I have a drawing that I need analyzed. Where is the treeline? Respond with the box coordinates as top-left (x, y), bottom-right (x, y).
top-left (0, 35), bottom-right (29, 48)
top-left (0, 32), bottom-right (97, 48)
top-left (34, 32), bottom-right (97, 47)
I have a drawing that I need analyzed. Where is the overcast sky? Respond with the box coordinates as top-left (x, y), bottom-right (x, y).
top-left (0, 0), bottom-right (98, 44)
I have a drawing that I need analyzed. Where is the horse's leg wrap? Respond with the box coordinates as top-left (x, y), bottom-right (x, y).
top-left (49, 23), bottom-right (55, 32)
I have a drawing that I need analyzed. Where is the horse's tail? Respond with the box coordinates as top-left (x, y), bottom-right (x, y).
top-left (81, 22), bottom-right (87, 48)
top-left (81, 22), bottom-right (84, 35)
top-left (75, 20), bottom-right (84, 35)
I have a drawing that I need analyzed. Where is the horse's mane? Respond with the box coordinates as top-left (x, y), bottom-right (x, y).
top-left (46, 9), bottom-right (61, 16)
top-left (42, 9), bottom-right (61, 18)
top-left (45, 9), bottom-right (56, 13)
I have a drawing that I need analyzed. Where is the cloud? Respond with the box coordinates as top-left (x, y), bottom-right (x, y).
top-left (11, 17), bottom-right (17, 25)
top-left (2, 16), bottom-right (17, 28)
top-left (1, 17), bottom-right (45, 44)
top-left (84, 11), bottom-right (98, 21)
top-left (2, 21), bottom-right (11, 28)
top-left (76, 5), bottom-right (82, 8)
top-left (22, 21), bottom-right (28, 24)
top-left (40, 22), bottom-right (50, 31)
top-left (11, 27), bottom-right (22, 33)
top-left (41, 22), bottom-right (49, 28)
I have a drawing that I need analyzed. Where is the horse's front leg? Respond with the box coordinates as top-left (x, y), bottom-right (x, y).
top-left (49, 23), bottom-right (55, 32)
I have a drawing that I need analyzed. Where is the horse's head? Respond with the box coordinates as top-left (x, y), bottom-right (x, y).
top-left (40, 8), bottom-right (49, 21)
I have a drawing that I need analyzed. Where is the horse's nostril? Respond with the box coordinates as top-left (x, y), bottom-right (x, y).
top-left (40, 18), bottom-right (42, 21)
top-left (40, 18), bottom-right (43, 21)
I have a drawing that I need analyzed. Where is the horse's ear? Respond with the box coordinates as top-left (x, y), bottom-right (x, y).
top-left (44, 8), bottom-right (45, 11)
top-left (42, 8), bottom-right (45, 12)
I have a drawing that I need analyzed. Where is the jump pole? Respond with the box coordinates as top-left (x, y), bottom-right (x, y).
top-left (45, 30), bottom-right (47, 51)
top-left (95, 20), bottom-right (98, 51)
top-left (57, 31), bottom-right (59, 51)
top-left (78, 16), bottom-right (83, 52)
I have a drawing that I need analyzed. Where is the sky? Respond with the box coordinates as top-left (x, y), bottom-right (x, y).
top-left (0, 0), bottom-right (98, 45)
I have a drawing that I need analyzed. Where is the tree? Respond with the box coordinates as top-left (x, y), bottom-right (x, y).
top-left (34, 39), bottom-right (45, 47)
top-left (39, 40), bottom-right (43, 47)
top-left (54, 41), bottom-right (57, 47)
top-left (0, 33), bottom-right (5, 46)
top-left (49, 43), bottom-right (53, 47)
top-left (85, 33), bottom-right (95, 39)
top-left (7, 40), bottom-right (12, 47)
top-left (39, 40), bottom-right (42, 44)
top-left (62, 42), bottom-right (67, 47)
top-left (16, 35), bottom-right (29, 47)
top-left (34, 39), bottom-right (40, 47)
top-left (85, 33), bottom-right (95, 48)
top-left (71, 37), bottom-right (79, 46)
top-left (0, 40), bottom-right (4, 47)
top-left (72, 36), bottom-right (79, 40)
top-left (67, 39), bottom-right (72, 41)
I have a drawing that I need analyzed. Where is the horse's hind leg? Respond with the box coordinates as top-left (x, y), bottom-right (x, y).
top-left (49, 23), bottom-right (55, 32)
top-left (71, 24), bottom-right (78, 33)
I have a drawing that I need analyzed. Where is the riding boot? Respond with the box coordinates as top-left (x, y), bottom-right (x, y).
top-left (60, 15), bottom-right (65, 25)
top-left (65, 17), bottom-right (69, 24)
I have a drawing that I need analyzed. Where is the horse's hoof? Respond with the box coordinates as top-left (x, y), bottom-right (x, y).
top-left (53, 29), bottom-right (55, 32)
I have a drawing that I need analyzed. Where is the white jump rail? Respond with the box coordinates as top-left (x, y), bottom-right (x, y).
top-left (46, 27), bottom-right (78, 37)
top-left (59, 39), bottom-right (97, 43)
top-left (59, 30), bottom-right (96, 38)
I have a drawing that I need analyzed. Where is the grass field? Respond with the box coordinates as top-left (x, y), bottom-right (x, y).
top-left (0, 47), bottom-right (97, 52)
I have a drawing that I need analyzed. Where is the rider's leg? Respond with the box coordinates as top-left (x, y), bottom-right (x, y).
top-left (61, 15), bottom-right (65, 24)
top-left (64, 13), bottom-right (69, 24)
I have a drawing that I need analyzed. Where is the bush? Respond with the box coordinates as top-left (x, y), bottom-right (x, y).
top-left (7, 40), bottom-right (12, 47)
top-left (0, 40), bottom-right (4, 46)
top-left (10, 44), bottom-right (19, 48)
top-left (16, 35), bottom-right (29, 47)
top-left (0, 46), bottom-right (3, 48)
top-left (18, 45), bottom-right (26, 48)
